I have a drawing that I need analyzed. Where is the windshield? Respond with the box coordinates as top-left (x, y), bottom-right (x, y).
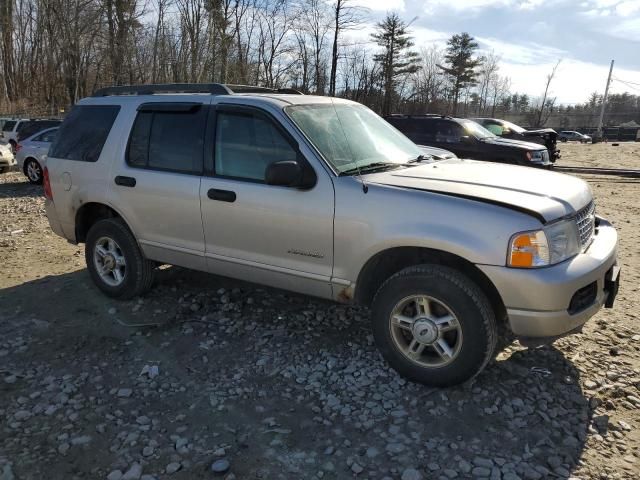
top-left (500, 119), bottom-right (526, 134)
top-left (460, 120), bottom-right (496, 140)
top-left (286, 102), bottom-right (424, 174)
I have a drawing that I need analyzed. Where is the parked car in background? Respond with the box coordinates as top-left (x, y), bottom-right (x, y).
top-left (386, 114), bottom-right (552, 168)
top-left (16, 127), bottom-right (58, 184)
top-left (559, 131), bottom-right (592, 143)
top-left (44, 83), bottom-right (619, 387)
top-left (0, 142), bottom-right (16, 173)
top-left (473, 118), bottom-right (560, 162)
top-left (16, 119), bottom-right (62, 143)
top-left (1, 119), bottom-right (30, 148)
top-left (418, 145), bottom-right (457, 160)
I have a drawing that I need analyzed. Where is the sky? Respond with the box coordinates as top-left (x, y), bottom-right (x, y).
top-left (351, 0), bottom-right (640, 105)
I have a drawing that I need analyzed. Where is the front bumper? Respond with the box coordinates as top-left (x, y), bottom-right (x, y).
top-left (478, 217), bottom-right (618, 338)
top-left (0, 155), bottom-right (16, 168)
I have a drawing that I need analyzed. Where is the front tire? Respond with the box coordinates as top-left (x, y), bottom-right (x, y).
top-left (85, 218), bottom-right (155, 299)
top-left (24, 158), bottom-right (43, 184)
top-left (371, 265), bottom-right (497, 387)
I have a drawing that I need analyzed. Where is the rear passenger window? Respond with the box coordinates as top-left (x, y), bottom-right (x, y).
top-left (215, 111), bottom-right (297, 181)
top-left (2, 121), bottom-right (16, 131)
top-left (127, 106), bottom-right (206, 174)
top-left (49, 106), bottom-right (120, 162)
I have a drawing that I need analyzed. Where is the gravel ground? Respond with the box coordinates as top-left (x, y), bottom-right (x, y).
top-left (0, 143), bottom-right (638, 480)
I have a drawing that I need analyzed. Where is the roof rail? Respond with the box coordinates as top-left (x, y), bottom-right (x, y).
top-left (91, 83), bottom-right (304, 97)
top-left (92, 83), bottom-right (232, 97)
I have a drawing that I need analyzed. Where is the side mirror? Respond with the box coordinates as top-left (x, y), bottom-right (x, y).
top-left (265, 160), bottom-right (304, 187)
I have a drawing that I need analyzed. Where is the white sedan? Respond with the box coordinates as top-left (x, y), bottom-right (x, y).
top-left (0, 142), bottom-right (16, 173)
top-left (15, 127), bottom-right (58, 184)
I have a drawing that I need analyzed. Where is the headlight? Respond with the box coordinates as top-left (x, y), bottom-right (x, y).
top-left (526, 150), bottom-right (544, 162)
top-left (508, 218), bottom-right (580, 268)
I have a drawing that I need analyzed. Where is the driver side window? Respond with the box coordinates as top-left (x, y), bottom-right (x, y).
top-left (215, 111), bottom-right (297, 181)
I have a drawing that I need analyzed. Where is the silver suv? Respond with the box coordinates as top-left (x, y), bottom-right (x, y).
top-left (44, 84), bottom-right (620, 387)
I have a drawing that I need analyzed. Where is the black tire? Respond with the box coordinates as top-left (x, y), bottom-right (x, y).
top-left (85, 218), bottom-right (155, 299)
top-left (0, 167), bottom-right (7, 174)
top-left (560, 138), bottom-right (567, 143)
top-left (23, 158), bottom-right (43, 184)
top-left (371, 264), bottom-right (497, 387)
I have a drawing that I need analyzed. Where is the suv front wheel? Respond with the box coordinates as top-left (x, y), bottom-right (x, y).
top-left (371, 264), bottom-right (497, 387)
top-left (85, 218), bottom-right (155, 299)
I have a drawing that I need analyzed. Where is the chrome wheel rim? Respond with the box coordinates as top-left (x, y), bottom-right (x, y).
top-left (93, 236), bottom-right (126, 287)
top-left (27, 161), bottom-right (41, 182)
top-left (389, 295), bottom-right (463, 368)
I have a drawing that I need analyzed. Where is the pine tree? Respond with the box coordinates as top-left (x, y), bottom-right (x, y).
top-left (439, 33), bottom-right (482, 115)
top-left (371, 13), bottom-right (420, 116)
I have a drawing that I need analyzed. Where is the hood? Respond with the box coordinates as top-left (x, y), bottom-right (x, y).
top-left (481, 136), bottom-right (547, 151)
top-left (418, 144), bottom-right (457, 159)
top-left (367, 159), bottom-right (592, 223)
top-left (522, 128), bottom-right (557, 136)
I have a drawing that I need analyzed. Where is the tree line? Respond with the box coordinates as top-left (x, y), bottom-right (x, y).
top-left (0, 0), bottom-right (637, 128)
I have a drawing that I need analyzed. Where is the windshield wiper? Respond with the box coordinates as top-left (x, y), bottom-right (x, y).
top-left (339, 162), bottom-right (403, 176)
top-left (406, 154), bottom-right (430, 164)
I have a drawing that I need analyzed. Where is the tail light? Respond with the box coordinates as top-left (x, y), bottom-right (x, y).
top-left (15, 143), bottom-right (22, 153)
top-left (43, 166), bottom-right (53, 200)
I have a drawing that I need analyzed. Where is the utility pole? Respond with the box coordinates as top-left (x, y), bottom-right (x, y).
top-left (597, 60), bottom-right (614, 139)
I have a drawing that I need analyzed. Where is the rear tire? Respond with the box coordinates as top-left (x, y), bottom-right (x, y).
top-left (24, 158), bottom-right (43, 184)
top-left (371, 264), bottom-right (497, 387)
top-left (85, 218), bottom-right (155, 299)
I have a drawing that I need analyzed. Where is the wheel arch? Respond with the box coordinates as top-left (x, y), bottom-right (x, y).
top-left (75, 202), bottom-right (136, 244)
top-left (354, 246), bottom-right (507, 325)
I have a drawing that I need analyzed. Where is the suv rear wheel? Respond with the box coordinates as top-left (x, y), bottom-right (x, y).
top-left (371, 264), bottom-right (497, 387)
top-left (85, 218), bottom-right (154, 299)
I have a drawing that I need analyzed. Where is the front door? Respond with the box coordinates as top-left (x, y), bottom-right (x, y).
top-left (200, 105), bottom-right (335, 299)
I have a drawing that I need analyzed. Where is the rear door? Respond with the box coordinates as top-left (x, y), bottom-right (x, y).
top-left (110, 101), bottom-right (207, 270)
top-left (199, 104), bottom-right (335, 298)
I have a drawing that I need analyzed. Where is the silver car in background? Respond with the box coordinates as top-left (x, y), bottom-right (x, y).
top-left (16, 127), bottom-right (58, 184)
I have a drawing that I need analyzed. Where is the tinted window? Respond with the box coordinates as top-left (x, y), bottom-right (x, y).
top-left (434, 120), bottom-right (464, 143)
top-left (215, 111), bottom-right (297, 181)
top-left (3, 121), bottom-right (16, 131)
top-left (127, 106), bottom-right (206, 173)
top-left (50, 106), bottom-right (120, 162)
top-left (18, 121), bottom-right (62, 141)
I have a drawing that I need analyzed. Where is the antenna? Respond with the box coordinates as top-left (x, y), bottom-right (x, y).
top-left (330, 98), bottom-right (368, 194)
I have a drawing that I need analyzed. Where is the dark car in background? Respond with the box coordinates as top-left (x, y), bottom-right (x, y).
top-left (558, 130), bottom-right (592, 143)
top-left (16, 119), bottom-right (62, 142)
top-left (386, 114), bottom-right (553, 168)
top-left (473, 118), bottom-right (560, 162)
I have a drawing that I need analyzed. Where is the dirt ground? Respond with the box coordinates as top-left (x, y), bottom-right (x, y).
top-left (1, 142), bottom-right (639, 480)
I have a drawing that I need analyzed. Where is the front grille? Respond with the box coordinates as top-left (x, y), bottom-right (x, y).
top-left (576, 201), bottom-right (595, 249)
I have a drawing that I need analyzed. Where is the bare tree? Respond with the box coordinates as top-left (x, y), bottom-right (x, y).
top-left (328, 0), bottom-right (365, 96)
top-left (535, 59), bottom-right (561, 127)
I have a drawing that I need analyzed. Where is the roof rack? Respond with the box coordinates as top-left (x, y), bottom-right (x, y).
top-left (386, 113), bottom-right (451, 119)
top-left (91, 83), bottom-right (303, 97)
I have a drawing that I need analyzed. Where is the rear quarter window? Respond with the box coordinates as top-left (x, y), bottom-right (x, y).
top-left (49, 105), bottom-right (120, 162)
top-left (2, 121), bottom-right (16, 131)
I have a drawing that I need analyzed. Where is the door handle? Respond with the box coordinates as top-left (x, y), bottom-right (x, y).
top-left (207, 188), bottom-right (236, 202)
top-left (115, 176), bottom-right (136, 187)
